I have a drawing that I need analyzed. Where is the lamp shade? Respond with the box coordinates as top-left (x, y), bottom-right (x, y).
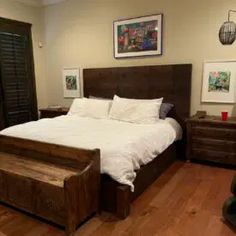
top-left (219, 21), bottom-right (236, 45)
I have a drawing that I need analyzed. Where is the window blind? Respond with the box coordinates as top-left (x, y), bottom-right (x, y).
top-left (0, 18), bottom-right (37, 128)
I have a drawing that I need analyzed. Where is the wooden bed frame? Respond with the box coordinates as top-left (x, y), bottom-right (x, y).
top-left (83, 64), bottom-right (192, 218)
top-left (0, 64), bottom-right (192, 225)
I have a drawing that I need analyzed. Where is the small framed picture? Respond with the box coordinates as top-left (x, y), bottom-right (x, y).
top-left (201, 60), bottom-right (236, 103)
top-left (113, 14), bottom-right (163, 58)
top-left (62, 68), bottom-right (81, 98)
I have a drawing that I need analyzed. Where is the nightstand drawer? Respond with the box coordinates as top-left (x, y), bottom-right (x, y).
top-left (192, 137), bottom-right (236, 153)
top-left (192, 125), bottom-right (236, 141)
top-left (191, 148), bottom-right (236, 165)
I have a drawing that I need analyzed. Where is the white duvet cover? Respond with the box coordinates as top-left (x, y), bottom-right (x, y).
top-left (0, 116), bottom-right (182, 191)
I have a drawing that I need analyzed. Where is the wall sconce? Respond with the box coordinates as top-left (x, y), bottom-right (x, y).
top-left (219, 10), bottom-right (236, 45)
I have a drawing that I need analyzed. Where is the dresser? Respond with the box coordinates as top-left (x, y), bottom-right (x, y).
top-left (39, 107), bottom-right (69, 119)
top-left (186, 115), bottom-right (236, 166)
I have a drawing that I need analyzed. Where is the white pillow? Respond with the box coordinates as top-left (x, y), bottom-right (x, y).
top-left (68, 98), bottom-right (83, 115)
top-left (112, 95), bottom-right (163, 104)
top-left (109, 95), bottom-right (163, 124)
top-left (68, 98), bottom-right (111, 119)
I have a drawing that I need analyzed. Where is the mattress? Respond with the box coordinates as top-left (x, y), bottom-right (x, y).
top-left (0, 115), bottom-right (182, 191)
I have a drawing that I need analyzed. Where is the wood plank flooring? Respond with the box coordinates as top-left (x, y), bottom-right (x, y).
top-left (0, 161), bottom-right (235, 236)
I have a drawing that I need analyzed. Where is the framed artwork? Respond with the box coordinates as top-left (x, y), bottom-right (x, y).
top-left (113, 14), bottom-right (163, 58)
top-left (62, 68), bottom-right (81, 98)
top-left (201, 60), bottom-right (236, 103)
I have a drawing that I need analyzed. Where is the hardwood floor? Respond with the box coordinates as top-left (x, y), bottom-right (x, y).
top-left (0, 161), bottom-right (235, 236)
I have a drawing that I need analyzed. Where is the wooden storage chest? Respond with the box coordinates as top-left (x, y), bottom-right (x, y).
top-left (0, 135), bottom-right (100, 236)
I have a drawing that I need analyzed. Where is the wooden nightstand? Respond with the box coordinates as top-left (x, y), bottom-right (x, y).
top-left (39, 107), bottom-right (69, 119)
top-left (186, 115), bottom-right (236, 166)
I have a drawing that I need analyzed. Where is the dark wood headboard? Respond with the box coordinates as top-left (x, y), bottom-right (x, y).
top-left (83, 64), bottom-right (192, 126)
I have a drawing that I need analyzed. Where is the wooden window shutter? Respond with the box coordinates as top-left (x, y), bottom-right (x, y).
top-left (0, 18), bottom-right (38, 129)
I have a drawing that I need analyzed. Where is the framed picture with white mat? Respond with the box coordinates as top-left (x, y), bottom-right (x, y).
top-left (62, 68), bottom-right (81, 98)
top-left (201, 60), bottom-right (236, 103)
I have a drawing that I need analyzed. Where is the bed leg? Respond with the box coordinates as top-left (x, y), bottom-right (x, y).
top-left (116, 185), bottom-right (130, 219)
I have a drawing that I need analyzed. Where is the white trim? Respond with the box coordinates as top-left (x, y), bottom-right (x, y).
top-left (13, 0), bottom-right (43, 7)
top-left (42, 0), bottom-right (66, 6)
top-left (13, 0), bottom-right (66, 7)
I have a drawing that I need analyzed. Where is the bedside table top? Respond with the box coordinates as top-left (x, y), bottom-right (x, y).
top-left (187, 115), bottom-right (236, 125)
top-left (39, 107), bottom-right (69, 112)
top-left (39, 107), bottom-right (69, 119)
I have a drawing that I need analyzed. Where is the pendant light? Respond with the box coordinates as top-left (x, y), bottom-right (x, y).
top-left (219, 10), bottom-right (236, 45)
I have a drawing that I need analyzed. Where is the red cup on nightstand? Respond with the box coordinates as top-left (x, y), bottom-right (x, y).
top-left (221, 112), bottom-right (228, 121)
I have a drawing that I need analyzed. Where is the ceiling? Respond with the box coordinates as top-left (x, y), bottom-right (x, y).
top-left (13, 0), bottom-right (66, 7)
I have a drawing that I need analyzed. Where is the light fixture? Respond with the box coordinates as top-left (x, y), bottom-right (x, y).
top-left (219, 10), bottom-right (236, 45)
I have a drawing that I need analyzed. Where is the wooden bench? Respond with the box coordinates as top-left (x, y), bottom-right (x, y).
top-left (0, 135), bottom-right (100, 236)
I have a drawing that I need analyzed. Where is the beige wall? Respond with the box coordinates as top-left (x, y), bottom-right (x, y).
top-left (14, 0), bottom-right (236, 115)
top-left (2, 0), bottom-right (236, 115)
top-left (0, 0), bottom-right (47, 108)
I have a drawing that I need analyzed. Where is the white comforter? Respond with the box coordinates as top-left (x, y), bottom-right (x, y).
top-left (0, 116), bottom-right (182, 191)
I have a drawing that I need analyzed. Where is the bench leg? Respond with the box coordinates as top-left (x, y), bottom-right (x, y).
top-left (66, 222), bottom-right (76, 236)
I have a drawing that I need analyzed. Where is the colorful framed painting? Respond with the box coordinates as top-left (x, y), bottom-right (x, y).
top-left (201, 60), bottom-right (236, 103)
top-left (62, 68), bottom-right (81, 98)
top-left (113, 14), bottom-right (163, 58)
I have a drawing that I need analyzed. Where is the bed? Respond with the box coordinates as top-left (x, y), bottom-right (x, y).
top-left (0, 64), bottom-right (192, 219)
top-left (0, 115), bottom-right (182, 190)
top-left (83, 64), bottom-right (192, 217)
